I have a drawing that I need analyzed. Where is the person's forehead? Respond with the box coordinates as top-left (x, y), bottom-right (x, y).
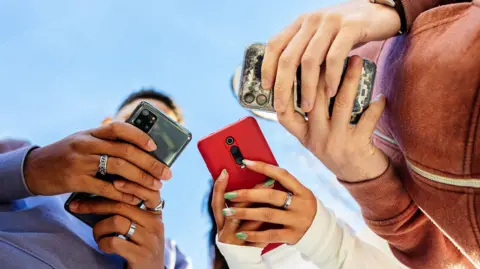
top-left (115, 98), bottom-right (178, 122)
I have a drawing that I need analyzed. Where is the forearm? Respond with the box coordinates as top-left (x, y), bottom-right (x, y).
top-left (341, 163), bottom-right (473, 268)
top-left (0, 145), bottom-right (38, 203)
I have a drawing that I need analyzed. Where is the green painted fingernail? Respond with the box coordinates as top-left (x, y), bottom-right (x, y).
top-left (264, 178), bottom-right (275, 187)
top-left (236, 232), bottom-right (248, 240)
top-left (224, 192), bottom-right (238, 200)
top-left (222, 208), bottom-right (235, 216)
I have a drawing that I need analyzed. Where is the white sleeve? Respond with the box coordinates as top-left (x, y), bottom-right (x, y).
top-left (216, 235), bottom-right (268, 269)
top-left (217, 235), bottom-right (319, 269)
top-left (293, 200), bottom-right (406, 269)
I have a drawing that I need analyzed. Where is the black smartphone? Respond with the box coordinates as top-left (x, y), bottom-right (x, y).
top-left (64, 101), bottom-right (192, 227)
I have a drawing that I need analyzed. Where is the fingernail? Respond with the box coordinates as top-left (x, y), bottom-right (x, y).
top-left (373, 94), bottom-right (385, 102)
top-left (242, 159), bottom-right (255, 166)
top-left (153, 179), bottom-right (162, 189)
top-left (222, 208), bottom-right (235, 217)
top-left (264, 178), bottom-right (275, 187)
top-left (69, 202), bottom-right (79, 211)
top-left (236, 232), bottom-right (248, 240)
top-left (147, 139), bottom-right (157, 151)
top-left (301, 100), bottom-right (311, 111)
top-left (161, 168), bottom-right (172, 180)
top-left (217, 169), bottom-right (228, 181)
top-left (224, 192), bottom-right (238, 200)
top-left (327, 87), bottom-right (334, 98)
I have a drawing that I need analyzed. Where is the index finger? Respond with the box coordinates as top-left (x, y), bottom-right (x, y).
top-left (69, 199), bottom-right (153, 228)
top-left (262, 16), bottom-right (304, 90)
top-left (90, 122), bottom-right (157, 152)
top-left (241, 160), bottom-right (306, 196)
top-left (330, 56), bottom-right (363, 132)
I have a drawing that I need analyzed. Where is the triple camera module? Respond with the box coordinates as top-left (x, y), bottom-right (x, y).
top-left (226, 136), bottom-right (244, 166)
top-left (133, 109), bottom-right (157, 133)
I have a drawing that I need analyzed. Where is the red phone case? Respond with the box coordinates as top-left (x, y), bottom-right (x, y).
top-left (197, 116), bottom-right (282, 254)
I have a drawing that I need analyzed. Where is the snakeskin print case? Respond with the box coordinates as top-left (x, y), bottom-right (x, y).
top-left (238, 43), bottom-right (376, 124)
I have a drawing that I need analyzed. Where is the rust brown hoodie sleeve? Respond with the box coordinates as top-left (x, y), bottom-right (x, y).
top-left (401, 0), bottom-right (468, 29)
top-left (340, 163), bottom-right (474, 268)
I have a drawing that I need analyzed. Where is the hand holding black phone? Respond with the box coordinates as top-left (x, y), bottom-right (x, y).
top-left (64, 101), bottom-right (192, 227)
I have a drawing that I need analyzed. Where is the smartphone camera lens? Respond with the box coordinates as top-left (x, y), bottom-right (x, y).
top-left (141, 109), bottom-right (150, 116)
top-left (244, 93), bottom-right (255, 104)
top-left (226, 136), bottom-right (234, 145)
top-left (135, 119), bottom-right (142, 125)
top-left (256, 94), bottom-right (267, 106)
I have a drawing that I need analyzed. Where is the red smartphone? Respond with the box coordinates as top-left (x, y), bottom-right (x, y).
top-left (197, 116), bottom-right (282, 254)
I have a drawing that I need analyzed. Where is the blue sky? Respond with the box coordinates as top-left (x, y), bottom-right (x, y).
top-left (0, 1), bottom-right (362, 268)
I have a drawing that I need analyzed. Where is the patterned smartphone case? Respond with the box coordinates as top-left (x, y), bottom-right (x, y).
top-left (238, 43), bottom-right (376, 124)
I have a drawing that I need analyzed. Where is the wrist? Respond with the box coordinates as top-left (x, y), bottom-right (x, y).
top-left (341, 153), bottom-right (389, 183)
top-left (23, 147), bottom-right (43, 195)
top-left (368, 0), bottom-right (404, 35)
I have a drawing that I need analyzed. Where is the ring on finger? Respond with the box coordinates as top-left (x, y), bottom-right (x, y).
top-left (125, 221), bottom-right (136, 239)
top-left (146, 198), bottom-right (165, 214)
top-left (282, 192), bottom-right (293, 210)
top-left (98, 155), bottom-right (109, 176)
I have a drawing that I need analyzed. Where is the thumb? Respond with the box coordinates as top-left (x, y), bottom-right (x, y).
top-left (212, 170), bottom-right (229, 231)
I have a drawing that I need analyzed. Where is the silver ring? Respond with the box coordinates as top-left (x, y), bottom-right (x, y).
top-left (282, 192), bottom-right (293, 209)
top-left (125, 221), bottom-right (136, 239)
top-left (98, 155), bottom-right (108, 176)
top-left (147, 198), bottom-right (165, 214)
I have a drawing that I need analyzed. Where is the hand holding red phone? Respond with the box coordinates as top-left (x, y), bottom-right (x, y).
top-left (69, 199), bottom-right (165, 269)
top-left (24, 121), bottom-right (171, 204)
top-left (220, 160), bottom-right (317, 245)
top-left (212, 169), bottom-right (273, 248)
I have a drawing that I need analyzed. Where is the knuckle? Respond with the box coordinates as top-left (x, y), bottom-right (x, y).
top-left (325, 51), bottom-right (340, 66)
top-left (266, 38), bottom-right (281, 54)
top-left (301, 54), bottom-right (316, 68)
top-left (69, 137), bottom-right (87, 152)
top-left (111, 215), bottom-right (125, 230)
top-left (113, 202), bottom-right (125, 212)
top-left (324, 11), bottom-right (341, 23)
top-left (150, 158), bottom-right (162, 172)
top-left (122, 144), bottom-right (135, 158)
top-left (112, 157), bottom-right (126, 169)
top-left (334, 96), bottom-right (350, 110)
top-left (267, 190), bottom-right (277, 202)
top-left (105, 237), bottom-right (118, 250)
top-left (279, 168), bottom-right (291, 178)
top-left (267, 230), bottom-right (279, 242)
top-left (140, 171), bottom-right (153, 187)
top-left (279, 54), bottom-right (294, 68)
top-left (98, 181), bottom-right (111, 196)
top-left (303, 12), bottom-right (321, 26)
top-left (262, 209), bottom-right (275, 222)
top-left (109, 121), bottom-right (123, 135)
